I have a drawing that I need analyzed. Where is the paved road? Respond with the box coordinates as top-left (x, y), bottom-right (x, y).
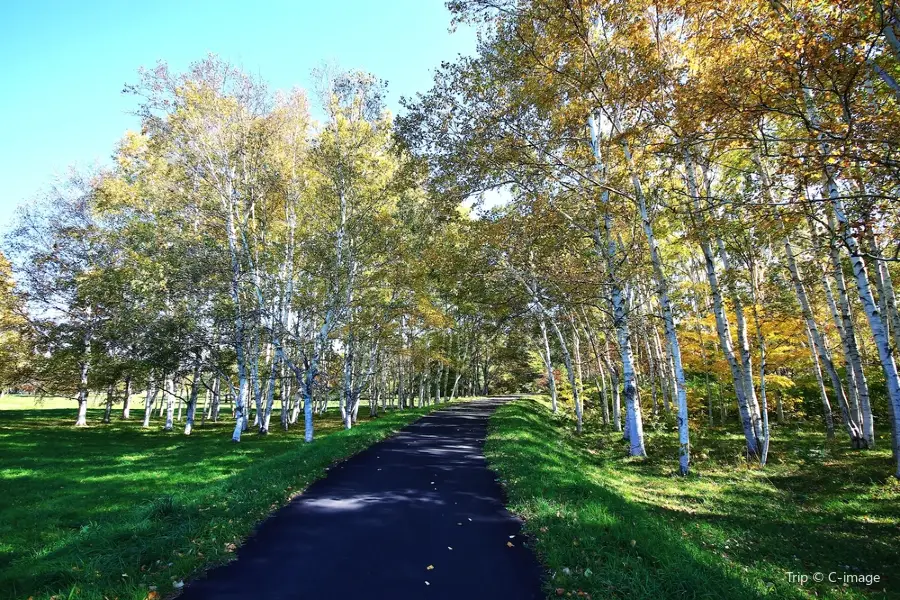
top-left (179, 398), bottom-right (544, 600)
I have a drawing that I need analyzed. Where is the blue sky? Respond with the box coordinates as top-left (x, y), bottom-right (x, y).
top-left (0, 0), bottom-right (478, 230)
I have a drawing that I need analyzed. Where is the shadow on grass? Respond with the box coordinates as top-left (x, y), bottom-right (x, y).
top-left (486, 399), bottom-right (898, 600)
top-left (0, 404), bottom-right (446, 600)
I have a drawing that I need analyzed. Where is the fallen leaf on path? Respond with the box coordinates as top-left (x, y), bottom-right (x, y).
top-left (448, 547), bottom-right (453, 550)
top-left (425, 581), bottom-right (430, 586)
top-left (507, 541), bottom-right (514, 547)
top-left (426, 565), bottom-right (434, 570)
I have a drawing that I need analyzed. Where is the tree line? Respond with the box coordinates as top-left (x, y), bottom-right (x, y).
top-left (397, 0), bottom-right (900, 477)
top-left (2, 57), bottom-right (525, 442)
top-left (4, 0), bottom-right (900, 480)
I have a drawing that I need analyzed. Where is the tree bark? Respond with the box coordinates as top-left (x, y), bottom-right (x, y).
top-left (685, 147), bottom-right (758, 455)
top-left (602, 339), bottom-right (622, 432)
top-left (784, 235), bottom-right (864, 446)
top-left (806, 89), bottom-right (900, 470)
top-left (538, 315), bottom-right (558, 411)
top-left (580, 310), bottom-right (609, 425)
top-left (806, 324), bottom-right (835, 438)
top-left (588, 115), bottom-right (642, 453)
top-left (867, 236), bottom-right (900, 353)
top-left (622, 128), bottom-right (686, 468)
top-left (549, 317), bottom-right (582, 433)
top-left (749, 262), bottom-right (771, 465)
top-left (121, 375), bottom-right (132, 419)
top-left (103, 383), bottom-right (113, 424)
top-left (142, 378), bottom-right (157, 428)
top-left (821, 214), bottom-right (873, 446)
top-left (717, 235), bottom-right (765, 445)
top-left (164, 375), bottom-right (175, 431)
top-left (224, 179), bottom-right (250, 443)
top-left (260, 352), bottom-right (279, 434)
top-left (185, 363), bottom-right (201, 435)
top-left (651, 326), bottom-right (671, 413)
top-left (74, 327), bottom-right (91, 427)
top-left (828, 189), bottom-right (900, 466)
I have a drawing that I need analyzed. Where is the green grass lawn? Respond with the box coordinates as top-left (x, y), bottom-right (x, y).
top-left (0, 399), bottom-right (461, 600)
top-left (486, 397), bottom-right (900, 600)
top-left (1, 394), bottom-right (111, 410)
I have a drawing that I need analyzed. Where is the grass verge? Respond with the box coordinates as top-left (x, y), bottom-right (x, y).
top-left (0, 401), bottom-right (460, 600)
top-left (485, 397), bottom-right (900, 600)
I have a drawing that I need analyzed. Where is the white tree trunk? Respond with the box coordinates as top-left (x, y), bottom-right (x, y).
top-left (754, 312), bottom-right (770, 465)
top-left (623, 137), bottom-right (688, 469)
top-left (570, 319), bottom-right (584, 428)
top-left (806, 323), bottom-right (835, 438)
top-left (806, 89), bottom-right (900, 467)
top-left (614, 286), bottom-right (644, 456)
top-left (142, 379), bottom-right (157, 428)
top-left (684, 147), bottom-right (758, 455)
top-left (717, 236), bottom-right (764, 444)
top-left (260, 353), bottom-right (278, 434)
top-left (342, 331), bottom-right (355, 429)
top-left (224, 182), bottom-right (250, 443)
top-left (76, 393), bottom-right (88, 427)
top-left (121, 376), bottom-right (131, 420)
top-left (822, 258), bottom-right (872, 445)
top-left (280, 362), bottom-right (290, 430)
top-left (580, 310), bottom-right (610, 426)
top-left (822, 273), bottom-right (863, 420)
top-left (539, 315), bottom-right (558, 411)
top-left (549, 317), bottom-right (582, 433)
top-left (603, 341), bottom-right (622, 432)
top-left (651, 327), bottom-right (671, 413)
top-left (589, 115), bottom-right (643, 453)
top-left (184, 364), bottom-right (200, 435)
top-left (749, 263), bottom-right (771, 465)
top-left (212, 377), bottom-right (220, 422)
top-left (164, 376), bottom-right (175, 431)
top-left (103, 384), bottom-right (114, 424)
top-left (642, 329), bottom-right (659, 414)
top-left (784, 235), bottom-right (864, 446)
top-left (867, 236), bottom-right (900, 353)
top-left (74, 327), bottom-right (91, 427)
top-left (828, 185), bottom-right (900, 470)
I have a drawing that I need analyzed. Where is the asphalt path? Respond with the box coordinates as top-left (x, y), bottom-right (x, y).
top-left (178, 397), bottom-right (544, 599)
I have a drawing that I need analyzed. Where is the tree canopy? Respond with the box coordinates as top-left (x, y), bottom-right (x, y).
top-left (4, 0), bottom-right (900, 478)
